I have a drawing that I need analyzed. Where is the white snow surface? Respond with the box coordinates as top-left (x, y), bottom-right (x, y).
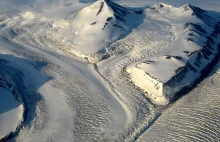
top-left (126, 3), bottom-right (220, 105)
top-left (0, 0), bottom-right (220, 142)
top-left (0, 87), bottom-right (23, 139)
top-left (137, 58), bottom-right (220, 142)
top-left (0, 37), bottom-right (129, 141)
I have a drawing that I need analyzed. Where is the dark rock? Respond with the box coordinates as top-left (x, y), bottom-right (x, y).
top-left (96, 2), bottom-right (105, 16)
top-left (90, 22), bottom-right (97, 25)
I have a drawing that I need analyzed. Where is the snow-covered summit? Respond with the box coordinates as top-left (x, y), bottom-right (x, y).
top-left (67, 0), bottom-right (144, 56)
top-left (149, 3), bottom-right (193, 16)
top-left (1, 1), bottom-right (220, 106)
top-left (0, 0), bottom-right (144, 63)
top-left (126, 4), bottom-right (220, 105)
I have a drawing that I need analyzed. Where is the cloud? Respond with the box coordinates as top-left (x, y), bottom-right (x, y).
top-left (0, 0), bottom-right (93, 19)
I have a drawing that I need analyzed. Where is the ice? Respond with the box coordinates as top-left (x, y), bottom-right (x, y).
top-left (0, 0), bottom-right (220, 142)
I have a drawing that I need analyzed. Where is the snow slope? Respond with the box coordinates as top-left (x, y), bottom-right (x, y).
top-left (0, 87), bottom-right (23, 139)
top-left (0, 0), bottom-right (220, 142)
top-left (0, 0), bottom-right (145, 63)
top-left (0, 1), bottom-right (142, 140)
top-left (126, 3), bottom-right (220, 105)
top-left (0, 34), bottom-right (129, 141)
top-left (137, 59), bottom-right (220, 142)
top-left (65, 0), bottom-right (144, 60)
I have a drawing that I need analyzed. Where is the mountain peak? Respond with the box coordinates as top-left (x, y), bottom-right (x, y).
top-left (188, 5), bottom-right (213, 25)
top-left (149, 3), bottom-right (216, 24)
top-left (66, 0), bottom-right (144, 56)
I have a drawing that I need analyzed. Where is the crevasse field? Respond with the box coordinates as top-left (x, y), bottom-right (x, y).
top-left (0, 0), bottom-right (220, 142)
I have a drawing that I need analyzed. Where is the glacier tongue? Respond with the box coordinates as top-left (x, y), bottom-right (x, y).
top-left (0, 0), bottom-right (220, 141)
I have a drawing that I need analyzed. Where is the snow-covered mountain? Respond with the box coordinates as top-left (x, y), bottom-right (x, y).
top-left (0, 0), bottom-right (144, 63)
top-left (66, 0), bottom-right (144, 58)
top-left (126, 3), bottom-right (220, 105)
top-left (1, 0), bottom-right (220, 142)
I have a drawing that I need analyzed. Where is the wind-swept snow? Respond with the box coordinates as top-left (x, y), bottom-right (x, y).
top-left (0, 0), bottom-right (144, 63)
top-left (0, 34), bottom-right (128, 141)
top-left (96, 4), bottom-right (175, 140)
top-left (137, 59), bottom-right (220, 142)
top-left (0, 0), bottom-right (220, 142)
top-left (0, 1), bottom-right (140, 140)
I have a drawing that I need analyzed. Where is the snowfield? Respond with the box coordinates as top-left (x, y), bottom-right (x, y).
top-left (0, 37), bottom-right (128, 141)
top-left (0, 87), bottom-right (23, 139)
top-left (0, 0), bottom-right (220, 142)
top-left (137, 60), bottom-right (220, 142)
top-left (126, 3), bottom-right (220, 105)
top-left (66, 0), bottom-right (143, 55)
